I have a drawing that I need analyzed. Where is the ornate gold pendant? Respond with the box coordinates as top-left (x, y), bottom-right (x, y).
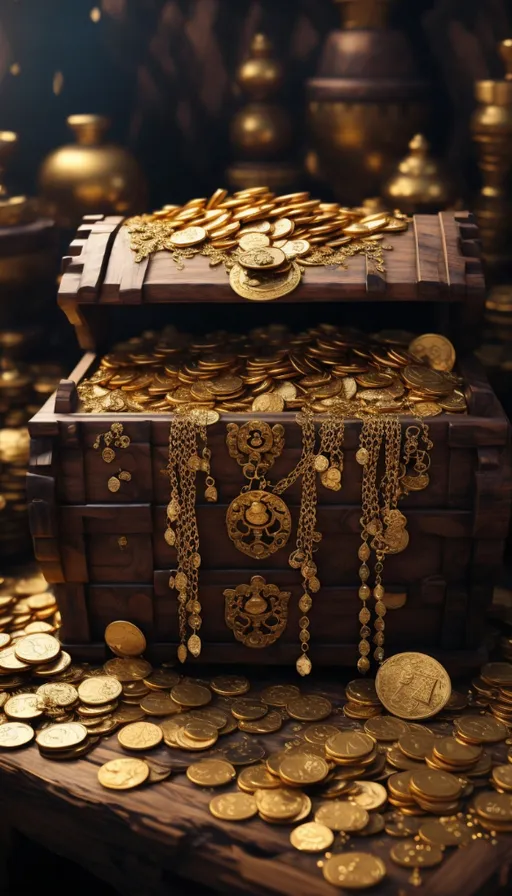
top-left (226, 489), bottom-right (292, 559)
top-left (224, 576), bottom-right (290, 648)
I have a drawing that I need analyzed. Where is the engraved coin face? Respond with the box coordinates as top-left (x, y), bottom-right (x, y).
top-left (78, 675), bottom-right (123, 706)
top-left (169, 226), bottom-right (207, 247)
top-left (409, 334), bottom-right (456, 372)
top-left (4, 693), bottom-right (43, 721)
top-left (98, 757), bottom-right (149, 790)
top-left (103, 657), bottom-right (153, 682)
top-left (0, 721), bottom-right (35, 749)
top-left (36, 682), bottom-right (78, 708)
top-left (290, 822), bottom-right (334, 853)
top-left (186, 758), bottom-right (237, 787)
top-left (255, 787), bottom-right (304, 820)
top-left (118, 721), bottom-right (163, 751)
top-left (36, 722), bottom-right (88, 751)
top-left (14, 633), bottom-right (60, 665)
top-left (375, 652), bottom-right (451, 719)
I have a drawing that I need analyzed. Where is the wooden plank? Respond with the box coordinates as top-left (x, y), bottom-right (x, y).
top-left (413, 214), bottom-right (446, 297)
top-left (438, 211), bottom-right (467, 295)
top-left (77, 220), bottom-right (124, 303)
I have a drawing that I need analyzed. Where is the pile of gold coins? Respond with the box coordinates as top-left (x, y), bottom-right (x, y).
top-left (126, 188), bottom-right (408, 300)
top-left (0, 570), bottom-right (60, 646)
top-left (471, 662), bottom-right (512, 727)
top-left (77, 325), bottom-right (467, 418)
top-left (0, 347), bottom-right (64, 555)
top-left (2, 604), bottom-right (512, 888)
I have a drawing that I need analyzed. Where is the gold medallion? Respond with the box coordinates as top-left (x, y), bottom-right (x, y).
top-left (229, 261), bottom-right (301, 301)
top-left (226, 489), bottom-right (291, 560)
top-left (224, 576), bottom-right (290, 648)
top-left (375, 652), bottom-right (451, 719)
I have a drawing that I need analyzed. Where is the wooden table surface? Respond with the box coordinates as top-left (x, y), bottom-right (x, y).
top-left (1, 674), bottom-right (512, 896)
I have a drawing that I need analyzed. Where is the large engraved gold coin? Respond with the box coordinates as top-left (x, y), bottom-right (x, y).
top-left (375, 652), bottom-right (451, 719)
top-left (105, 620), bottom-right (147, 657)
top-left (98, 757), bottom-right (149, 790)
top-left (409, 333), bottom-right (456, 372)
top-left (226, 489), bottom-right (291, 559)
top-left (229, 261), bottom-right (301, 301)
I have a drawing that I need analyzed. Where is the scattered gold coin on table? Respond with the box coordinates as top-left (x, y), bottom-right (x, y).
top-left (209, 792), bottom-right (258, 821)
top-left (322, 852), bottom-right (387, 889)
top-left (290, 821), bottom-right (333, 852)
top-left (98, 757), bottom-right (150, 790)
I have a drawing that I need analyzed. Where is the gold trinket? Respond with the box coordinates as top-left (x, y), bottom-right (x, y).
top-left (224, 576), bottom-right (290, 648)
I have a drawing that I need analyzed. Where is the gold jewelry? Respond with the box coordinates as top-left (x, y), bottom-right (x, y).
top-left (225, 420), bottom-right (291, 559)
top-left (224, 576), bottom-right (291, 648)
top-left (93, 423), bottom-right (131, 482)
top-left (356, 416), bottom-right (383, 674)
top-left (107, 468), bottom-right (132, 493)
top-left (165, 413), bottom-right (211, 662)
top-left (316, 407), bottom-right (345, 491)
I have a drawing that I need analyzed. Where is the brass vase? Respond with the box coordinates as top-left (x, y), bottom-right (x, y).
top-left (38, 114), bottom-right (147, 229)
top-left (307, 0), bottom-right (430, 204)
top-left (382, 134), bottom-right (455, 214)
top-left (471, 39), bottom-right (512, 270)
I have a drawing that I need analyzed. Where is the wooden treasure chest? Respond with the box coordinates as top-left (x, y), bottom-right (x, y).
top-left (27, 210), bottom-right (512, 675)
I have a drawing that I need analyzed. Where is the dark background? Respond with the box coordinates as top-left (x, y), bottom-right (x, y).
top-left (0, 0), bottom-right (510, 208)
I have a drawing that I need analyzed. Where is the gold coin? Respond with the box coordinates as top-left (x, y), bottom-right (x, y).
top-left (229, 261), bottom-right (301, 301)
top-left (140, 692), bottom-right (180, 716)
top-left (375, 652), bottom-right (451, 719)
top-left (175, 727), bottom-right (218, 751)
top-left (290, 821), bottom-right (333, 852)
top-left (26, 593), bottom-right (57, 611)
top-left (184, 720), bottom-right (218, 741)
top-left (171, 682), bottom-right (211, 707)
top-left (118, 720), bottom-right (163, 751)
top-left (0, 633), bottom-right (11, 648)
top-left (103, 657), bottom-right (153, 681)
top-left (279, 754), bottom-right (330, 786)
top-left (98, 757), bottom-right (149, 790)
top-left (474, 791), bottom-right (512, 822)
top-left (455, 714), bottom-right (508, 743)
top-left (286, 695), bottom-right (332, 722)
top-left (322, 852), bottom-right (386, 889)
top-left (237, 764), bottom-right (281, 792)
top-left (14, 633), bottom-right (60, 664)
top-left (14, 573), bottom-right (48, 595)
top-left (104, 620), bottom-right (147, 657)
top-left (438, 390), bottom-right (467, 412)
top-left (481, 662), bottom-right (512, 686)
top-left (345, 679), bottom-right (380, 705)
top-left (209, 792), bottom-right (258, 821)
top-left (238, 710), bottom-right (283, 734)
top-left (251, 393), bottom-right (285, 413)
top-left (433, 736), bottom-right (481, 766)
top-left (351, 781), bottom-right (388, 811)
top-left (210, 675), bottom-right (250, 696)
top-left (402, 364), bottom-right (449, 395)
top-left (398, 731), bottom-right (436, 760)
top-left (187, 758), bottom-right (236, 786)
top-left (409, 333), bottom-right (456, 372)
top-left (492, 764), bottom-right (512, 791)
top-left (237, 232), bottom-right (270, 251)
top-left (304, 723), bottom-right (341, 745)
top-left (271, 218), bottom-right (295, 240)
top-left (419, 819), bottom-right (472, 848)
top-left (36, 722), bottom-right (88, 751)
top-left (414, 401), bottom-right (442, 417)
top-left (113, 705), bottom-right (145, 723)
top-left (409, 768), bottom-right (462, 801)
top-left (188, 408), bottom-right (220, 425)
top-left (325, 731), bottom-right (375, 761)
top-left (169, 226), bottom-right (207, 247)
top-left (260, 683), bottom-right (300, 706)
top-left (363, 717), bottom-right (408, 741)
top-left (143, 669), bottom-right (181, 690)
top-left (188, 707), bottom-right (229, 729)
top-left (255, 787), bottom-right (304, 820)
top-left (36, 681), bottom-right (78, 708)
top-left (315, 800), bottom-right (370, 832)
top-left (78, 675), bottom-right (123, 706)
top-left (33, 650), bottom-right (72, 677)
top-left (281, 239), bottom-right (310, 259)
top-left (390, 840), bottom-right (443, 868)
top-left (0, 646), bottom-right (30, 671)
top-left (4, 693), bottom-right (43, 720)
top-left (238, 247), bottom-right (287, 271)
top-left (0, 721), bottom-right (35, 749)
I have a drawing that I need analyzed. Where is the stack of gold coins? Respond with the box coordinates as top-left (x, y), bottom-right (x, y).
top-left (473, 791), bottom-right (512, 833)
top-left (387, 771), bottom-right (421, 815)
top-left (476, 662), bottom-right (512, 726)
top-left (424, 736), bottom-right (482, 774)
top-left (407, 768), bottom-right (464, 816)
top-left (454, 713), bottom-right (509, 746)
top-left (343, 679), bottom-right (383, 720)
top-left (0, 571), bottom-right (61, 646)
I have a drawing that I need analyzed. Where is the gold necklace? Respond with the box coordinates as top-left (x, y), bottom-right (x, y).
top-left (165, 412), bottom-right (217, 663)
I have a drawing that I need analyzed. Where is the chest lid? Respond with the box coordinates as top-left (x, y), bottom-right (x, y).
top-left (58, 211), bottom-right (484, 352)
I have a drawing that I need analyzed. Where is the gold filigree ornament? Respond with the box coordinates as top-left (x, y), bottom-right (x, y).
top-left (224, 576), bottom-right (291, 648)
top-left (225, 420), bottom-right (291, 559)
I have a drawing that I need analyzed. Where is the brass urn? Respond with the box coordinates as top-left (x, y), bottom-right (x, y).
top-left (38, 114), bottom-right (147, 229)
top-left (227, 34), bottom-right (301, 191)
top-left (382, 134), bottom-right (455, 213)
top-left (471, 39), bottom-right (512, 269)
top-left (307, 0), bottom-right (430, 204)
